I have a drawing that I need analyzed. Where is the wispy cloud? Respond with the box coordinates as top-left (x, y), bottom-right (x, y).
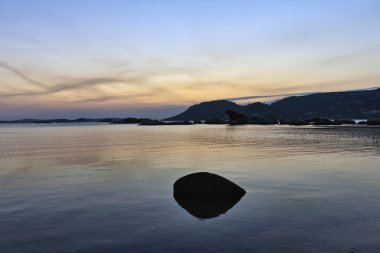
top-left (72, 95), bottom-right (127, 104)
top-left (310, 45), bottom-right (380, 66)
top-left (224, 92), bottom-right (318, 102)
top-left (47, 78), bottom-right (122, 94)
top-left (0, 77), bottom-right (124, 98)
top-left (225, 86), bottom-right (380, 102)
top-left (0, 62), bottom-right (140, 99)
top-left (0, 62), bottom-right (48, 89)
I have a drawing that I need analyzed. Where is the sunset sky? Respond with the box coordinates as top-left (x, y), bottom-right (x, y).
top-left (1, 0), bottom-right (379, 119)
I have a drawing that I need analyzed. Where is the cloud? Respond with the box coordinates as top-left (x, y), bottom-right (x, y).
top-left (72, 95), bottom-right (127, 104)
top-left (0, 61), bottom-right (153, 97)
top-left (310, 45), bottom-right (380, 66)
top-left (47, 77), bottom-right (122, 94)
top-left (0, 62), bottom-right (144, 99)
top-left (225, 86), bottom-right (380, 102)
top-left (0, 77), bottom-right (124, 98)
top-left (224, 92), bottom-right (318, 102)
top-left (0, 62), bottom-right (48, 89)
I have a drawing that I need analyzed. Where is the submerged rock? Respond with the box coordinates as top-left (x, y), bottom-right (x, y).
top-left (173, 172), bottom-right (246, 219)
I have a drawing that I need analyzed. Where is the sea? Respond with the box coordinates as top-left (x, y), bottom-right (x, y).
top-left (1, 123), bottom-right (380, 253)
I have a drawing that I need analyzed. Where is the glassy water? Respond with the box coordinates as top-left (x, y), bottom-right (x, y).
top-left (1, 124), bottom-right (380, 253)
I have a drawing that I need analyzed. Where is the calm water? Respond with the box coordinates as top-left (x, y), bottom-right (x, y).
top-left (1, 124), bottom-right (380, 253)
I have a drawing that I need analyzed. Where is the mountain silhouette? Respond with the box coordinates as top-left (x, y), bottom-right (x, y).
top-left (164, 88), bottom-right (380, 121)
top-left (164, 100), bottom-right (244, 121)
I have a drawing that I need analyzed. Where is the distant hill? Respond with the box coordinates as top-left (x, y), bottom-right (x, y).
top-left (270, 88), bottom-right (380, 119)
top-left (164, 100), bottom-right (244, 121)
top-left (244, 102), bottom-right (271, 115)
top-left (0, 118), bottom-right (124, 124)
top-left (164, 88), bottom-right (380, 121)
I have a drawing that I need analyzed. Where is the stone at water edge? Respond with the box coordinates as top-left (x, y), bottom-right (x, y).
top-left (173, 172), bottom-right (246, 201)
top-left (173, 172), bottom-right (246, 219)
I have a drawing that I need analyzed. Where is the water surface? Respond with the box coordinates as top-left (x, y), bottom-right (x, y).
top-left (1, 124), bottom-right (380, 252)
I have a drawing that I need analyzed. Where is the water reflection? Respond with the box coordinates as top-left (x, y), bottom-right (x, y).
top-left (174, 193), bottom-right (245, 219)
top-left (1, 124), bottom-right (380, 252)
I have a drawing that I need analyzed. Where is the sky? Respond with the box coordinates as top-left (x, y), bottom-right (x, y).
top-left (0, 0), bottom-right (379, 119)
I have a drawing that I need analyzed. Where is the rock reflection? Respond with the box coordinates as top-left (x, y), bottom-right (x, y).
top-left (174, 193), bottom-right (245, 219)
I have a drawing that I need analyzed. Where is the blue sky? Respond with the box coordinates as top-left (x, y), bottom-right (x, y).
top-left (0, 0), bottom-right (379, 119)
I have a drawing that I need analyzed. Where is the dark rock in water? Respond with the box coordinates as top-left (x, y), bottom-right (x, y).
top-left (34, 120), bottom-right (53, 123)
top-left (173, 172), bottom-right (246, 219)
top-left (290, 121), bottom-right (309, 126)
top-left (226, 110), bottom-right (248, 125)
top-left (334, 119), bottom-right (356, 124)
top-left (165, 121), bottom-right (193, 125)
top-left (139, 119), bottom-right (166, 125)
top-left (174, 172), bottom-right (246, 200)
top-left (139, 119), bottom-right (193, 125)
top-left (114, 117), bottom-right (136, 124)
top-left (204, 118), bottom-right (228, 124)
top-left (367, 119), bottom-right (380, 125)
top-left (311, 118), bottom-right (341, 125)
top-left (112, 117), bottom-right (151, 124)
top-left (280, 118), bottom-right (309, 126)
top-left (248, 114), bottom-right (278, 125)
top-left (174, 195), bottom-right (244, 219)
top-left (140, 120), bottom-right (193, 125)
